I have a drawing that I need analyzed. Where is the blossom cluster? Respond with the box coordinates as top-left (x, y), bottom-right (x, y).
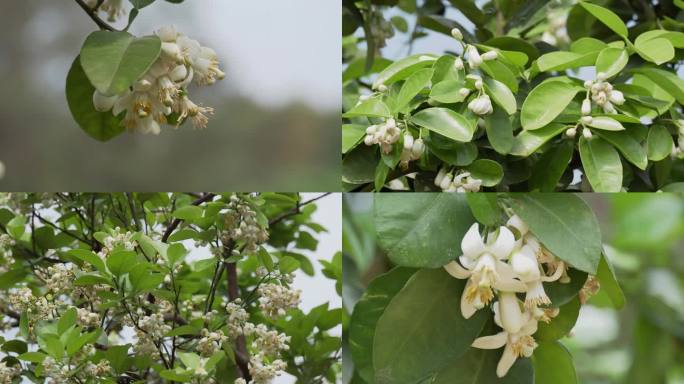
top-left (93, 26), bottom-right (224, 135)
top-left (257, 282), bottom-right (301, 318)
top-left (36, 263), bottom-right (75, 294)
top-left (443, 215), bottom-right (574, 377)
top-left (85, 0), bottom-right (126, 22)
top-left (0, 361), bottom-right (20, 384)
top-left (541, 10), bottom-right (570, 47)
top-left (0, 234), bottom-right (15, 274)
top-left (434, 166), bottom-right (482, 192)
top-left (223, 195), bottom-right (269, 253)
top-left (451, 29), bottom-right (498, 117)
top-left (42, 344), bottom-right (113, 384)
top-left (97, 227), bottom-right (137, 259)
top-left (363, 117), bottom-right (401, 154)
top-left (197, 328), bottom-right (229, 357)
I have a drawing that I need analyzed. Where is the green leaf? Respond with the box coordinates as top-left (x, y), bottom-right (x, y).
top-left (433, 346), bottom-right (533, 384)
top-left (279, 256), bottom-right (300, 274)
top-left (508, 194), bottom-right (602, 274)
top-left (80, 31), bottom-right (161, 95)
top-left (344, 98), bottom-right (392, 118)
top-left (58, 307), bottom-right (77, 334)
top-left (2, 339), bottom-right (27, 354)
top-left (647, 125), bottom-right (674, 161)
top-left (6, 216), bottom-right (26, 239)
top-left (411, 108), bottom-right (475, 142)
top-left (19, 311), bottom-right (29, 339)
top-left (429, 80), bottom-right (467, 104)
top-left (38, 335), bottom-right (64, 360)
top-left (633, 67), bottom-right (684, 104)
top-left (466, 194), bottom-right (502, 226)
top-left (579, 2), bottom-right (628, 37)
top-left (350, 267), bottom-right (417, 383)
top-left (178, 352), bottom-right (201, 369)
top-left (375, 161), bottom-right (390, 191)
top-left (485, 108), bottom-right (514, 154)
top-left (74, 274), bottom-right (112, 286)
top-left (67, 249), bottom-right (107, 274)
top-left (510, 123), bottom-right (568, 157)
top-left (160, 369), bottom-right (193, 381)
top-left (596, 253), bottom-right (625, 309)
top-left (373, 269), bottom-right (489, 384)
top-left (129, 0), bottom-right (156, 8)
top-left (529, 140), bottom-right (574, 192)
top-left (166, 325), bottom-right (202, 337)
top-left (521, 82), bottom-right (581, 130)
top-left (374, 193), bottom-right (474, 268)
top-left (343, 124), bottom-right (368, 154)
top-left (579, 136), bottom-right (623, 192)
top-left (343, 145), bottom-right (378, 185)
top-left (66, 330), bottom-right (101, 356)
top-left (106, 250), bottom-right (138, 277)
top-left (257, 246), bottom-right (274, 272)
top-left (484, 77), bottom-right (517, 115)
top-left (394, 68), bottom-right (433, 113)
top-left (466, 159), bottom-right (504, 187)
top-left (65, 56), bottom-right (124, 141)
top-left (18, 352), bottom-right (47, 364)
top-left (532, 341), bottom-right (578, 384)
top-left (535, 51), bottom-right (598, 73)
top-left (594, 130), bottom-right (647, 170)
top-left (536, 297), bottom-right (581, 341)
top-left (635, 38), bottom-right (675, 65)
top-left (167, 243), bottom-right (188, 265)
top-left (172, 205), bottom-right (203, 221)
top-left (373, 54), bottom-right (437, 89)
top-left (595, 47), bottom-right (629, 79)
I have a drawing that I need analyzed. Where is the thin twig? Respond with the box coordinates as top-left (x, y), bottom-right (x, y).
top-left (268, 193), bottom-right (332, 227)
top-left (73, 0), bottom-right (118, 31)
top-left (161, 193), bottom-right (217, 243)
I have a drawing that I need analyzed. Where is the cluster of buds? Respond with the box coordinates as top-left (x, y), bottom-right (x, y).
top-left (541, 10), bottom-right (570, 47)
top-left (0, 234), bottom-right (15, 274)
top-left (85, 0), bottom-right (126, 22)
top-left (443, 215), bottom-right (573, 377)
top-left (93, 26), bottom-right (224, 134)
top-left (672, 120), bottom-right (684, 159)
top-left (584, 73), bottom-right (624, 114)
top-left (463, 74), bottom-right (493, 116)
top-left (0, 361), bottom-right (20, 384)
top-left (364, 118), bottom-right (401, 154)
top-left (257, 282), bottom-right (301, 318)
top-left (76, 307), bottom-right (101, 328)
top-left (451, 28), bottom-right (498, 70)
top-left (8, 287), bottom-right (59, 323)
top-left (97, 227), bottom-right (137, 259)
top-left (399, 133), bottom-right (425, 169)
top-left (434, 167), bottom-right (482, 192)
top-left (247, 353), bottom-right (289, 384)
top-left (84, 360), bottom-right (113, 377)
top-left (197, 329), bottom-right (229, 357)
top-left (223, 195), bottom-right (269, 253)
top-left (35, 263), bottom-right (75, 294)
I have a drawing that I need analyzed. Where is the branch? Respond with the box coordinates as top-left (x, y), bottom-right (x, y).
top-left (268, 193), bottom-right (332, 227)
top-left (226, 260), bottom-right (252, 381)
top-left (73, 0), bottom-right (118, 31)
top-left (161, 193), bottom-right (217, 243)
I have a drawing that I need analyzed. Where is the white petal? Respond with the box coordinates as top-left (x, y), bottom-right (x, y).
top-left (489, 226), bottom-right (515, 260)
top-left (510, 247), bottom-right (540, 282)
top-left (496, 343), bottom-right (518, 378)
top-left (521, 317), bottom-right (539, 336)
top-left (492, 301), bottom-right (502, 328)
top-left (506, 215), bottom-right (528, 236)
top-left (472, 332), bottom-right (507, 349)
top-left (499, 292), bottom-right (524, 334)
top-left (444, 261), bottom-right (471, 279)
top-left (461, 223), bottom-right (485, 260)
top-left (461, 282), bottom-right (477, 319)
top-left (493, 261), bottom-right (527, 292)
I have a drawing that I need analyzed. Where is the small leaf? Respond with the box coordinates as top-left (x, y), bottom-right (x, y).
top-left (529, 140), bottom-right (574, 192)
top-left (521, 82), bottom-right (581, 130)
top-left (466, 194), bottom-right (502, 226)
top-left (373, 54), bottom-right (437, 89)
top-left (466, 159), bottom-right (504, 187)
top-left (411, 108), bottom-right (476, 142)
top-left (595, 252), bottom-right (626, 309)
top-left (536, 297), bottom-right (581, 341)
top-left (344, 97), bottom-right (392, 118)
top-left (106, 250), bottom-right (138, 277)
top-left (394, 68), bottom-right (433, 113)
top-left (595, 47), bottom-right (629, 79)
top-left (532, 341), bottom-right (578, 384)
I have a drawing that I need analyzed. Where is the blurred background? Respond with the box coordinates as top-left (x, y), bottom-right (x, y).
top-left (0, 0), bottom-right (339, 191)
top-left (343, 193), bottom-right (684, 384)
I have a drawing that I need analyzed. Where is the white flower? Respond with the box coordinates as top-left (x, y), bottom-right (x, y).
top-left (453, 57), bottom-right (465, 70)
top-left (468, 94), bottom-right (493, 115)
top-left (465, 45), bottom-right (483, 68)
top-left (472, 303), bottom-right (538, 378)
top-left (581, 99), bottom-right (591, 116)
top-left (609, 90), bottom-right (624, 105)
top-left (451, 28), bottom-right (463, 40)
top-left (582, 129), bottom-right (593, 139)
top-left (509, 236), bottom-right (566, 308)
top-left (363, 118), bottom-right (401, 154)
top-left (92, 90), bottom-right (118, 112)
top-left (443, 223), bottom-right (526, 318)
top-left (481, 50), bottom-right (498, 61)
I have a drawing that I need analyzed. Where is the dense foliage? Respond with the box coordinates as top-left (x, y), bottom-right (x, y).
top-left (0, 193), bottom-right (341, 383)
top-left (342, 0), bottom-right (684, 192)
top-left (343, 193), bottom-right (625, 384)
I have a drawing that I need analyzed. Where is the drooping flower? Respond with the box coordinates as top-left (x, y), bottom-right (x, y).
top-left (468, 94), bottom-right (493, 115)
top-left (444, 223), bottom-right (526, 318)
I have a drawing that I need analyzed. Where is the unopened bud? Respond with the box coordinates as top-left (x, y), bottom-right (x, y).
top-left (583, 129), bottom-right (593, 139)
top-left (451, 28), bottom-right (463, 40)
top-left (565, 127), bottom-right (577, 138)
top-left (581, 99), bottom-right (591, 116)
top-left (580, 116), bottom-right (593, 125)
top-left (481, 51), bottom-right (498, 61)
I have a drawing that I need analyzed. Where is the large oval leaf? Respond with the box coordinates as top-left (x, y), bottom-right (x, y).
top-left (647, 125), bottom-right (674, 161)
top-left (374, 193), bottom-right (474, 268)
top-left (66, 56), bottom-right (124, 142)
top-left (532, 341), bottom-right (578, 384)
top-left (373, 269), bottom-right (489, 384)
top-left (433, 346), bottom-right (533, 384)
top-left (579, 2), bottom-right (628, 37)
top-left (508, 194), bottom-right (602, 274)
top-left (579, 136), bottom-right (623, 192)
top-left (466, 159), bottom-right (504, 187)
top-left (594, 130), bottom-right (647, 170)
top-left (595, 47), bottom-right (629, 79)
top-left (510, 123), bottom-right (568, 157)
top-left (411, 108), bottom-right (476, 142)
top-left (484, 78), bottom-right (517, 115)
top-left (80, 31), bottom-right (161, 96)
top-left (529, 140), bottom-right (574, 192)
top-left (350, 268), bottom-right (417, 383)
top-left (521, 82), bottom-right (581, 130)
top-left (373, 54), bottom-right (437, 89)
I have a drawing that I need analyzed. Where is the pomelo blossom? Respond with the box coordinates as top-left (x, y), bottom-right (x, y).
top-left (363, 118), bottom-right (401, 154)
top-left (93, 26), bottom-right (225, 135)
top-left (85, 0), bottom-right (126, 22)
top-left (434, 167), bottom-right (483, 192)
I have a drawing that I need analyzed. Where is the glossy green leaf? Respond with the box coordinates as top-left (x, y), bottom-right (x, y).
top-left (433, 346), bottom-right (533, 384)
top-left (343, 98), bottom-right (392, 118)
top-left (466, 194), bottom-right (502, 226)
top-left (484, 78), bottom-right (517, 115)
top-left (596, 252), bottom-right (625, 309)
top-left (633, 67), bottom-right (684, 104)
top-left (466, 159), bottom-right (504, 187)
top-left (350, 267), bottom-right (417, 383)
top-left (429, 80), bottom-right (467, 104)
top-left (485, 108), bottom-right (514, 154)
top-left (106, 250), bottom-right (138, 277)
top-left (529, 140), bottom-right (574, 192)
top-left (411, 108), bottom-right (475, 142)
top-left (536, 297), bottom-right (581, 341)
top-left (510, 123), bottom-right (567, 156)
top-left (579, 137), bottom-right (623, 192)
top-left (595, 47), bottom-right (629, 79)
top-left (579, 2), bottom-right (628, 37)
top-left (508, 194), bottom-right (602, 274)
top-left (65, 56), bottom-right (124, 142)
top-left (532, 341), bottom-right (578, 384)
top-left (373, 269), bottom-right (489, 384)
top-left (342, 124), bottom-right (367, 154)
top-left (394, 68), bottom-right (433, 112)
top-left (535, 51), bottom-right (597, 72)
top-left (373, 54), bottom-right (437, 89)
top-left (80, 31), bottom-right (161, 95)
top-left (521, 82), bottom-right (581, 130)
top-left (66, 249), bottom-right (107, 274)
top-left (635, 38), bottom-right (675, 65)
top-left (647, 125), bottom-right (674, 161)
top-left (374, 193), bottom-right (474, 268)
top-left (594, 130), bottom-right (647, 170)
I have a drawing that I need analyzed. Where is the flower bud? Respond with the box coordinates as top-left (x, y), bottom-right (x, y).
top-left (458, 88), bottom-right (471, 98)
top-left (580, 116), bottom-right (593, 125)
top-left (440, 173), bottom-right (454, 190)
top-left (453, 57), bottom-right (464, 70)
top-left (565, 127), bottom-right (577, 138)
top-left (386, 118), bottom-right (397, 129)
top-left (92, 90), bottom-right (117, 112)
top-left (602, 101), bottom-right (616, 114)
top-left (609, 90), bottom-right (624, 105)
top-left (170, 65), bottom-right (188, 82)
top-left (156, 25), bottom-right (178, 42)
top-left (584, 80), bottom-right (593, 89)
top-left (403, 133), bottom-right (414, 150)
top-left (465, 45), bottom-right (483, 68)
top-left (474, 80), bottom-right (483, 90)
top-left (434, 167), bottom-right (448, 187)
top-left (451, 28), bottom-right (463, 40)
top-left (596, 72), bottom-right (607, 81)
top-left (468, 94), bottom-right (493, 115)
top-left (481, 51), bottom-right (498, 61)
top-left (581, 99), bottom-right (591, 116)
top-left (583, 129), bottom-right (593, 139)
top-left (411, 138), bottom-right (425, 158)
top-left (364, 135), bottom-right (375, 146)
top-left (377, 84), bottom-right (388, 92)
top-left (498, 292), bottom-right (524, 334)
